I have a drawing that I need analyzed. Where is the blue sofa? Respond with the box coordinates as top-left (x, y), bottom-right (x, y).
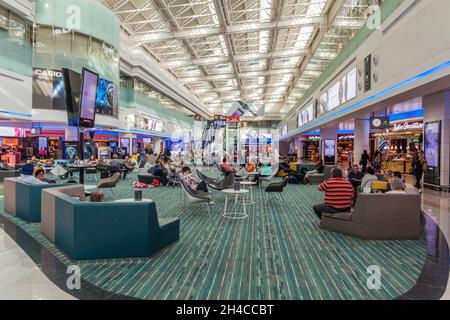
top-left (54, 194), bottom-right (180, 260)
top-left (4, 177), bottom-right (67, 223)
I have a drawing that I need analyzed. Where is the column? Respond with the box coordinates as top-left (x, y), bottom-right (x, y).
top-left (423, 91), bottom-right (450, 188)
top-left (354, 115), bottom-right (370, 167)
top-left (320, 124), bottom-right (338, 164)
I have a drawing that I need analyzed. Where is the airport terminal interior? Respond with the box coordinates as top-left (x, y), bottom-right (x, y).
top-left (0, 0), bottom-right (449, 301)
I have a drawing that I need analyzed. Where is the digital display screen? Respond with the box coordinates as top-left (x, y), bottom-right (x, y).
top-left (425, 122), bottom-right (440, 167)
top-left (346, 67), bottom-right (357, 101)
top-left (319, 92), bottom-right (328, 115)
top-left (324, 139), bottom-right (336, 157)
top-left (62, 68), bottom-right (82, 127)
top-left (32, 68), bottom-right (66, 110)
top-left (79, 68), bottom-right (99, 128)
top-left (96, 78), bottom-right (118, 116)
top-left (64, 143), bottom-right (79, 160)
top-left (282, 125), bottom-right (288, 137)
top-left (328, 82), bottom-right (340, 110)
top-left (298, 103), bottom-right (315, 127)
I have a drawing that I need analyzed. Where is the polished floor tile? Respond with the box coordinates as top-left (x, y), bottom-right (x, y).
top-left (0, 229), bottom-right (75, 300)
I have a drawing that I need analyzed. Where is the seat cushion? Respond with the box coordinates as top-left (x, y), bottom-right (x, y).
top-left (322, 212), bottom-right (352, 221)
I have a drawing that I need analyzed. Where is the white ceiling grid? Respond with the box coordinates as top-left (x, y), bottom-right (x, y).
top-left (98, 0), bottom-right (377, 117)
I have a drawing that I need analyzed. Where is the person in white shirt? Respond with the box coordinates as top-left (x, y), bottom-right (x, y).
top-left (361, 167), bottom-right (378, 188)
top-left (386, 178), bottom-right (406, 194)
top-left (18, 164), bottom-right (47, 185)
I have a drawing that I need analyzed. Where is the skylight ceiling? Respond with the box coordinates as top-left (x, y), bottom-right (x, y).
top-left (98, 0), bottom-right (378, 117)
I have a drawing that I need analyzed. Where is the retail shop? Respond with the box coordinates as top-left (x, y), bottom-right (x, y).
top-left (372, 120), bottom-right (423, 173)
top-left (303, 135), bottom-right (320, 162)
top-left (337, 134), bottom-right (355, 163)
top-left (0, 127), bottom-right (26, 166)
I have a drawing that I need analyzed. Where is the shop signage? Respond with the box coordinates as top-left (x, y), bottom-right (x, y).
top-left (226, 116), bottom-right (241, 124)
top-left (392, 121), bottom-right (423, 132)
top-left (308, 136), bottom-right (320, 141)
top-left (338, 135), bottom-right (355, 140)
top-left (0, 127), bottom-right (24, 138)
top-left (192, 115), bottom-right (203, 121)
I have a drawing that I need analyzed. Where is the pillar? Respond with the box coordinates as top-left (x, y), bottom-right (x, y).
top-left (320, 124), bottom-right (338, 164)
top-left (354, 115), bottom-right (370, 167)
top-left (423, 91), bottom-right (450, 188)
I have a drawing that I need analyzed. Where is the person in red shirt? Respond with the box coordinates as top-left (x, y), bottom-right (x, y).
top-left (313, 168), bottom-right (354, 220)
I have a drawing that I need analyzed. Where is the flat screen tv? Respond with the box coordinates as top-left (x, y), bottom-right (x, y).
top-left (79, 68), bottom-right (99, 128)
top-left (96, 78), bottom-right (117, 116)
top-left (62, 68), bottom-right (81, 127)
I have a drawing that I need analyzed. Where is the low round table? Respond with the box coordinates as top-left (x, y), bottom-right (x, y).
top-left (240, 181), bottom-right (257, 204)
top-left (115, 198), bottom-right (153, 203)
top-left (222, 189), bottom-right (249, 219)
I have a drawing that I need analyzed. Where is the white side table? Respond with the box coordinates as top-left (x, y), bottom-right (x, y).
top-left (240, 181), bottom-right (257, 204)
top-left (222, 189), bottom-right (249, 219)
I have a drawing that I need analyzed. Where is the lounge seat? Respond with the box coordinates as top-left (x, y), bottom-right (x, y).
top-left (179, 174), bottom-right (213, 214)
top-left (4, 177), bottom-right (66, 222)
top-left (206, 173), bottom-right (234, 191)
top-left (308, 165), bottom-right (336, 184)
top-left (54, 195), bottom-right (180, 260)
top-left (265, 177), bottom-right (289, 203)
top-left (320, 193), bottom-right (422, 240)
top-left (196, 169), bottom-right (219, 184)
top-left (41, 184), bottom-right (85, 242)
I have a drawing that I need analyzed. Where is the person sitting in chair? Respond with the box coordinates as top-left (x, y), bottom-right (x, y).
top-left (18, 164), bottom-right (48, 185)
top-left (386, 178), bottom-right (406, 194)
top-left (313, 168), bottom-right (354, 220)
top-left (181, 166), bottom-right (208, 192)
top-left (304, 159), bottom-right (325, 184)
top-left (348, 164), bottom-right (365, 188)
top-left (35, 168), bottom-right (56, 184)
top-left (149, 160), bottom-right (168, 185)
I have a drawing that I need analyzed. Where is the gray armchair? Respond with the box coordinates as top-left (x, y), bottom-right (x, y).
top-left (96, 172), bottom-right (121, 198)
top-left (206, 173), bottom-right (234, 191)
top-left (320, 193), bottom-right (422, 240)
top-left (179, 174), bottom-right (213, 214)
top-left (308, 165), bottom-right (337, 184)
top-left (196, 169), bottom-right (219, 184)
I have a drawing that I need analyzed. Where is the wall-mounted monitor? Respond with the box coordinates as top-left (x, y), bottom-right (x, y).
top-left (62, 68), bottom-right (81, 127)
top-left (424, 121), bottom-right (440, 186)
top-left (324, 139), bottom-right (336, 164)
top-left (96, 78), bottom-right (118, 117)
top-left (79, 68), bottom-right (99, 128)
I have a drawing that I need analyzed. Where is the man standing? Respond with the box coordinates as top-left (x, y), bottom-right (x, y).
top-left (313, 168), bottom-right (354, 220)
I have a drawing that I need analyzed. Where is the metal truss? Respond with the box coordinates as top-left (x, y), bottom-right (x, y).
top-left (99, 0), bottom-right (378, 116)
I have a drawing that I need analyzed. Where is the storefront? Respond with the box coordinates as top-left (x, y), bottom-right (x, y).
top-left (0, 127), bottom-right (26, 165)
top-left (303, 135), bottom-right (320, 162)
top-left (337, 134), bottom-right (354, 164)
top-left (372, 120), bottom-right (423, 173)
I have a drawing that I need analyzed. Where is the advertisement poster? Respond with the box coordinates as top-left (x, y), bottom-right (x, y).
top-left (32, 68), bottom-right (66, 110)
top-left (96, 78), bottom-right (118, 116)
top-left (64, 143), bottom-right (79, 160)
top-left (425, 122), bottom-right (440, 167)
top-left (325, 139), bottom-right (336, 157)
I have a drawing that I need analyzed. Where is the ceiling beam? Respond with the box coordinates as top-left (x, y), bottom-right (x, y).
top-left (283, 0), bottom-right (347, 110)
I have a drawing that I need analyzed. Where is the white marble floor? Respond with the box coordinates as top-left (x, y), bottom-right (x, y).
top-left (0, 226), bottom-right (75, 300)
top-left (421, 189), bottom-right (450, 300)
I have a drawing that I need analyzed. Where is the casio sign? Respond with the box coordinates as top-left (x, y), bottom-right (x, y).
top-left (33, 68), bottom-right (63, 78)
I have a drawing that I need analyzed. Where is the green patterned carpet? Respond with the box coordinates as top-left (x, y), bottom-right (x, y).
top-left (0, 171), bottom-right (428, 300)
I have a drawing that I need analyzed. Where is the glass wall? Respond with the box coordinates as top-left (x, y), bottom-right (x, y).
top-left (0, 5), bottom-right (33, 76)
top-left (33, 25), bottom-right (119, 116)
top-left (119, 75), bottom-right (195, 131)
